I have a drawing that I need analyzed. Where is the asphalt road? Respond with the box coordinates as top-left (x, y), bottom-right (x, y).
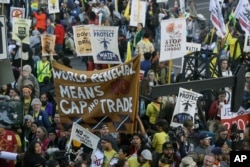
top-left (71, 0), bottom-right (211, 72)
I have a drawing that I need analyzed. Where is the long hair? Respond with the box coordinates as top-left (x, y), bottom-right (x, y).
top-left (22, 140), bottom-right (41, 167)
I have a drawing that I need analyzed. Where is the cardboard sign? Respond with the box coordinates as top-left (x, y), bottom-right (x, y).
top-left (12, 18), bottom-right (31, 44)
top-left (73, 25), bottom-right (92, 56)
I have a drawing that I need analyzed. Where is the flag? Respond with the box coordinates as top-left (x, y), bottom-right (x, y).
top-left (234, 0), bottom-right (250, 33)
top-left (124, 0), bottom-right (130, 20)
top-left (209, 0), bottom-right (226, 38)
top-left (125, 41), bottom-right (132, 62)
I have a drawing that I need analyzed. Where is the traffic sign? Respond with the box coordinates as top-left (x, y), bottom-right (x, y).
top-left (0, 16), bottom-right (8, 59)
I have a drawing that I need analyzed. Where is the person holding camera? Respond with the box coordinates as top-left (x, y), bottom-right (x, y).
top-left (214, 126), bottom-right (231, 149)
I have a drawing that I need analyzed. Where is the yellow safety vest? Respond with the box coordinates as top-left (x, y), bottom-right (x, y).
top-left (36, 61), bottom-right (51, 83)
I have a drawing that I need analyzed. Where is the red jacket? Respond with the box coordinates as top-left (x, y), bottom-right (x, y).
top-left (54, 24), bottom-right (65, 45)
top-left (33, 12), bottom-right (47, 30)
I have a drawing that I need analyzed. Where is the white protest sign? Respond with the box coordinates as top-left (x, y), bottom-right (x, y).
top-left (170, 87), bottom-right (203, 128)
top-left (244, 33), bottom-right (250, 52)
top-left (186, 42), bottom-right (201, 53)
top-left (129, 0), bottom-right (147, 27)
top-left (69, 123), bottom-right (100, 160)
top-left (160, 18), bottom-right (186, 61)
top-left (90, 26), bottom-right (122, 64)
top-left (10, 7), bottom-right (25, 22)
top-left (48, 0), bottom-right (60, 14)
top-left (0, 0), bottom-right (10, 4)
top-left (0, 16), bottom-right (7, 59)
top-left (179, 0), bottom-right (185, 14)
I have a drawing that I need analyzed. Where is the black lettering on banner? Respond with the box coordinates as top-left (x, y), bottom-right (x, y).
top-left (230, 151), bottom-right (250, 165)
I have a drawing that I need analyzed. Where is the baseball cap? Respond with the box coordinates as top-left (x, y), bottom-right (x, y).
top-left (163, 142), bottom-right (173, 149)
top-left (141, 149), bottom-right (152, 160)
top-left (211, 147), bottom-right (223, 155)
top-left (199, 132), bottom-right (212, 140)
top-left (75, 0), bottom-right (79, 5)
top-left (101, 135), bottom-right (113, 143)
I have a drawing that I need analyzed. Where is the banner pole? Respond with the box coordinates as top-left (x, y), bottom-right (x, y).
top-left (20, 42), bottom-right (23, 70)
top-left (1, 3), bottom-right (4, 15)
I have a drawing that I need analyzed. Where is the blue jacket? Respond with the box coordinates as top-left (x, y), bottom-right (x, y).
top-left (30, 110), bottom-right (51, 129)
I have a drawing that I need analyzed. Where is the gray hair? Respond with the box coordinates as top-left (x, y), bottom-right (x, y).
top-left (23, 114), bottom-right (34, 123)
top-left (23, 64), bottom-right (32, 73)
top-left (31, 98), bottom-right (42, 106)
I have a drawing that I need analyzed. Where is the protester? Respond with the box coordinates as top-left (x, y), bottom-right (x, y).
top-left (1, 1), bottom-right (249, 167)
top-left (22, 140), bottom-right (46, 167)
top-left (30, 98), bottom-right (51, 129)
top-left (194, 132), bottom-right (213, 166)
top-left (0, 123), bottom-right (17, 167)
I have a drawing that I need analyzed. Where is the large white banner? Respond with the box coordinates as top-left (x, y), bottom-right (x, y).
top-left (73, 25), bottom-right (93, 56)
top-left (221, 105), bottom-right (250, 131)
top-left (209, 0), bottom-right (226, 38)
top-left (160, 18), bottom-right (186, 61)
top-left (48, 0), bottom-right (60, 14)
top-left (90, 26), bottom-right (122, 64)
top-left (234, 0), bottom-right (250, 33)
top-left (12, 18), bottom-right (31, 44)
top-left (10, 7), bottom-right (25, 22)
top-left (69, 123), bottom-right (100, 160)
top-left (170, 88), bottom-right (203, 128)
top-left (129, 0), bottom-right (147, 27)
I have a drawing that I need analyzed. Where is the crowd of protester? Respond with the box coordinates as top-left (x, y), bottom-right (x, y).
top-left (0, 0), bottom-right (250, 167)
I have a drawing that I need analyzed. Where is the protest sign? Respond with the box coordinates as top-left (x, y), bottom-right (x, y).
top-left (69, 123), bottom-right (100, 159)
top-left (41, 34), bottom-right (56, 56)
top-left (209, 0), bottom-right (226, 37)
top-left (234, 0), bottom-right (250, 33)
top-left (10, 7), bottom-right (25, 22)
top-left (160, 18), bottom-right (186, 62)
top-left (48, 0), bottom-right (60, 14)
top-left (179, 0), bottom-right (185, 14)
top-left (0, 16), bottom-right (7, 59)
top-left (90, 26), bottom-right (122, 64)
top-left (52, 56), bottom-right (140, 133)
top-left (73, 25), bottom-right (92, 56)
top-left (129, 0), bottom-right (147, 27)
top-left (221, 105), bottom-right (250, 131)
top-left (170, 88), bottom-right (202, 128)
top-left (0, 0), bottom-right (10, 3)
top-left (12, 18), bottom-right (31, 44)
top-left (244, 33), bottom-right (250, 52)
top-left (186, 42), bottom-right (201, 53)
